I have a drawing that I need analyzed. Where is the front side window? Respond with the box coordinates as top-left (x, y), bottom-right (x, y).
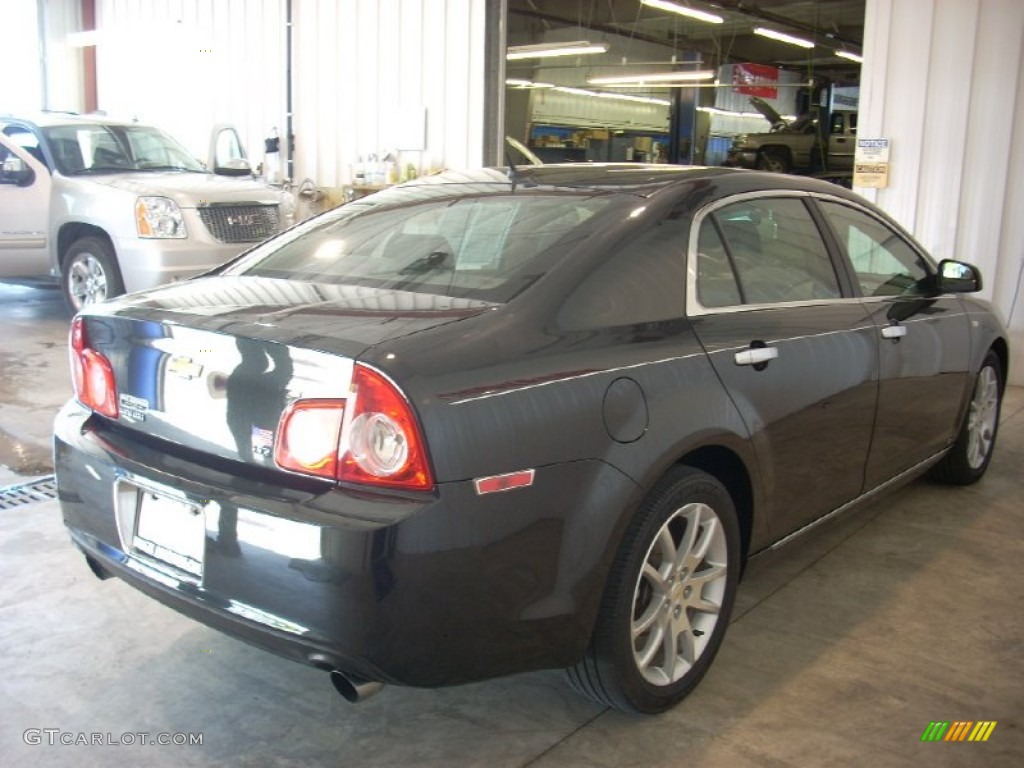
top-left (694, 197), bottom-right (841, 308)
top-left (818, 201), bottom-right (929, 296)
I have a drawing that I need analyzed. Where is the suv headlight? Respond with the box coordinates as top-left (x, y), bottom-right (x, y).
top-left (136, 196), bottom-right (187, 238)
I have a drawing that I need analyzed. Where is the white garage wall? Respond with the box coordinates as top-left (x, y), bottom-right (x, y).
top-left (292, 0), bottom-right (487, 187)
top-left (95, 0), bottom-right (288, 168)
top-left (92, 0), bottom-right (487, 187)
top-left (1, 0), bottom-right (44, 112)
top-left (859, 0), bottom-right (1024, 384)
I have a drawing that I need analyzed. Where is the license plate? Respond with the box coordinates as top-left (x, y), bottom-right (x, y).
top-left (133, 490), bottom-right (206, 577)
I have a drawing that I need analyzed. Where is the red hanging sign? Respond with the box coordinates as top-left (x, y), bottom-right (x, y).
top-left (732, 63), bottom-right (779, 99)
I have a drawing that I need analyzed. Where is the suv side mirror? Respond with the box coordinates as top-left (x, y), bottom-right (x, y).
top-left (208, 125), bottom-right (253, 177)
top-left (0, 155), bottom-right (35, 187)
top-left (935, 259), bottom-right (982, 293)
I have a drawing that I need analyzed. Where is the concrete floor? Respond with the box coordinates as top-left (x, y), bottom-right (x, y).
top-left (1, 282), bottom-right (1022, 766)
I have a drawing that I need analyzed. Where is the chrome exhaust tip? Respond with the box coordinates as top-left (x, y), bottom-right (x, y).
top-left (330, 670), bottom-right (385, 703)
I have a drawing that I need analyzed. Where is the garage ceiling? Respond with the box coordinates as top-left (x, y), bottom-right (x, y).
top-left (508, 0), bottom-right (866, 85)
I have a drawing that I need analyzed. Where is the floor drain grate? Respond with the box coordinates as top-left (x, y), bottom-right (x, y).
top-left (0, 475), bottom-right (58, 510)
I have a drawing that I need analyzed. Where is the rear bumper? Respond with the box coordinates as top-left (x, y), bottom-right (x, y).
top-left (54, 401), bottom-right (640, 687)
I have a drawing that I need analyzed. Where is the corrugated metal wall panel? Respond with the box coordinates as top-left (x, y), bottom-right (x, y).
top-left (860, 0), bottom-right (1024, 383)
top-left (292, 0), bottom-right (487, 187)
top-left (529, 89), bottom-right (668, 132)
top-left (94, 0), bottom-right (488, 186)
top-left (95, 0), bottom-right (287, 167)
top-left (3, 0), bottom-right (45, 111)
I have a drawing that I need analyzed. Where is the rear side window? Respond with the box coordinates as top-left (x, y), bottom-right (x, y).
top-left (559, 216), bottom-right (689, 329)
top-left (817, 201), bottom-right (929, 296)
top-left (694, 197), bottom-right (841, 307)
top-left (235, 195), bottom-right (612, 304)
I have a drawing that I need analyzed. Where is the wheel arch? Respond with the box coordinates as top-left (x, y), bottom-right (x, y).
top-left (759, 145), bottom-right (793, 162)
top-left (989, 336), bottom-right (1009, 391)
top-left (673, 445), bottom-right (755, 565)
top-left (57, 223), bottom-right (114, 274)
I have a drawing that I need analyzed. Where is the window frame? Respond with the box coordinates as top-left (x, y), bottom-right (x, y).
top-left (809, 197), bottom-right (938, 301)
top-left (687, 190), bottom-right (858, 316)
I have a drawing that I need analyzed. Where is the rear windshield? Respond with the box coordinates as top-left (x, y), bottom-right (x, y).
top-left (227, 194), bottom-right (613, 304)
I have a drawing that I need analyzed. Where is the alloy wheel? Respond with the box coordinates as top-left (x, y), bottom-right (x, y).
top-left (68, 253), bottom-right (109, 309)
top-left (966, 365), bottom-right (999, 469)
top-left (631, 502), bottom-right (728, 686)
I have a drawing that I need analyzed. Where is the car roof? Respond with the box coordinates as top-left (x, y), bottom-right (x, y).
top-left (378, 164), bottom-right (741, 202)
top-left (383, 163), bottom-right (861, 204)
top-left (0, 112), bottom-right (151, 130)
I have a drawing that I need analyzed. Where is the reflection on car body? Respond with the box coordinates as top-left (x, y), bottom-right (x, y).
top-left (54, 164), bottom-right (1008, 713)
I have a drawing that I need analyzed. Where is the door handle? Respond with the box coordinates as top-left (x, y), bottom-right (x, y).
top-left (881, 324), bottom-right (907, 340)
top-left (734, 346), bottom-right (779, 367)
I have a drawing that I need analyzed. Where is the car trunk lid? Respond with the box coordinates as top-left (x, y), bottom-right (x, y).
top-left (79, 275), bottom-right (492, 468)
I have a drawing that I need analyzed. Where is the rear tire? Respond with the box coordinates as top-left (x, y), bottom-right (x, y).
top-left (568, 467), bottom-right (740, 713)
top-left (929, 350), bottom-right (1003, 485)
top-left (62, 236), bottom-right (124, 312)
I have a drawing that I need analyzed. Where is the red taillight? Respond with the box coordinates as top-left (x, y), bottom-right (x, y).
top-left (69, 317), bottom-right (119, 418)
top-left (339, 365), bottom-right (433, 491)
top-left (274, 400), bottom-right (345, 479)
top-left (274, 363), bottom-right (434, 491)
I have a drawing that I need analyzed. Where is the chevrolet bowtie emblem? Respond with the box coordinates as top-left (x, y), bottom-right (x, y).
top-left (167, 355), bottom-right (204, 380)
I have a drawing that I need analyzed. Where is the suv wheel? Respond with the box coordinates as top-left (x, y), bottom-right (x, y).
top-left (567, 467), bottom-right (740, 713)
top-left (62, 236), bottom-right (125, 312)
top-left (757, 148), bottom-right (791, 173)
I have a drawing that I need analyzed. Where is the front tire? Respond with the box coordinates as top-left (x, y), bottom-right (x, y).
top-left (929, 350), bottom-right (1003, 485)
top-left (62, 236), bottom-right (124, 312)
top-left (568, 467), bottom-right (740, 713)
top-left (757, 148), bottom-right (791, 173)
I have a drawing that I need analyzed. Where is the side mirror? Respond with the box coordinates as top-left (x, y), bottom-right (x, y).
top-left (208, 124), bottom-right (253, 177)
top-left (0, 155), bottom-right (35, 187)
top-left (215, 157), bottom-right (254, 177)
top-left (935, 259), bottom-right (982, 294)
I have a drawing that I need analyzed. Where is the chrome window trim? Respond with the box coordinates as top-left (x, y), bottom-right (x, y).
top-left (685, 189), bottom-right (940, 317)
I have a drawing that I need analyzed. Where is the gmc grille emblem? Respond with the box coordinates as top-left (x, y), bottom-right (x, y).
top-left (226, 213), bottom-right (258, 227)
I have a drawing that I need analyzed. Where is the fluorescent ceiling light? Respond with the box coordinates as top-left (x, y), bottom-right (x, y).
top-left (641, 0), bottom-right (724, 24)
top-left (506, 79), bottom-right (670, 106)
top-left (507, 41), bottom-right (609, 60)
top-left (555, 86), bottom-right (670, 106)
top-left (753, 27), bottom-right (815, 49)
top-left (836, 50), bottom-right (864, 63)
top-left (589, 70), bottom-right (715, 85)
top-left (505, 79), bottom-right (554, 88)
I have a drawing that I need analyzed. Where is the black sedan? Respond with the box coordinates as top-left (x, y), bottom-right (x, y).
top-left (55, 164), bottom-right (1008, 713)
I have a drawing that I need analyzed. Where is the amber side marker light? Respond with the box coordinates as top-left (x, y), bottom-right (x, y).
top-left (474, 469), bottom-right (536, 495)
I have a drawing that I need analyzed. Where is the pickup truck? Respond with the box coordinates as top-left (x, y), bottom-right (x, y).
top-left (724, 97), bottom-right (857, 176)
top-left (0, 113), bottom-right (290, 311)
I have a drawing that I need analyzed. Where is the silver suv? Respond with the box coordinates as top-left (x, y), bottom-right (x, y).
top-left (0, 113), bottom-right (289, 311)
